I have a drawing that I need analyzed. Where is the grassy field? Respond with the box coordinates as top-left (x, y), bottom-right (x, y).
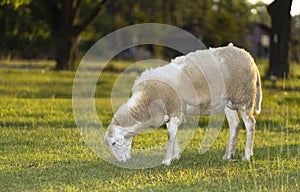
top-left (0, 61), bottom-right (299, 191)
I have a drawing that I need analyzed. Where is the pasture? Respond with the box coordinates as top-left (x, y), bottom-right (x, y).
top-left (0, 61), bottom-right (299, 191)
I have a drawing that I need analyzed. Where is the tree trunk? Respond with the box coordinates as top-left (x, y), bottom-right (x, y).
top-left (30, 0), bottom-right (108, 70)
top-left (267, 0), bottom-right (293, 78)
top-left (54, 36), bottom-right (77, 70)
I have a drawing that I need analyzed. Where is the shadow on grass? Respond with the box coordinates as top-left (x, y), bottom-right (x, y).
top-left (2, 143), bottom-right (298, 191)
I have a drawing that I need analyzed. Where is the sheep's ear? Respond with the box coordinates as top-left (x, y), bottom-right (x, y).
top-left (113, 126), bottom-right (125, 145)
top-left (111, 137), bottom-right (124, 146)
top-left (114, 136), bottom-right (124, 146)
top-left (123, 123), bottom-right (140, 139)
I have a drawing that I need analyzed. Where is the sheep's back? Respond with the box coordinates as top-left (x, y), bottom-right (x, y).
top-left (132, 44), bottom-right (259, 117)
top-left (174, 44), bottom-right (258, 111)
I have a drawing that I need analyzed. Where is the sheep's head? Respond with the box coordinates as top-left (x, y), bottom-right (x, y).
top-left (104, 96), bottom-right (168, 163)
top-left (104, 123), bottom-right (135, 163)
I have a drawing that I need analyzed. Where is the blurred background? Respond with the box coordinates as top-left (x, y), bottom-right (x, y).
top-left (0, 0), bottom-right (299, 77)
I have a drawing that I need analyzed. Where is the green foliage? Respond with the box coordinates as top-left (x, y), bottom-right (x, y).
top-left (2, 0), bottom-right (299, 69)
top-left (248, 1), bottom-right (271, 26)
top-left (203, 0), bottom-right (252, 46)
top-left (291, 15), bottom-right (300, 64)
top-left (0, 0), bottom-right (30, 9)
top-left (0, 1), bottom-right (50, 59)
top-left (84, 0), bottom-right (255, 48)
top-left (0, 61), bottom-right (299, 191)
top-left (1, 0), bottom-right (299, 66)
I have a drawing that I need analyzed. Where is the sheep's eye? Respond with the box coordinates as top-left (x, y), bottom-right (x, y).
top-left (112, 141), bottom-right (116, 146)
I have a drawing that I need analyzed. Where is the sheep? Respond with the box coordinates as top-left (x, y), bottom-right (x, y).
top-left (104, 43), bottom-right (262, 165)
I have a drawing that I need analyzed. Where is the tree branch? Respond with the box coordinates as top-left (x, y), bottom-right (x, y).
top-left (71, 0), bottom-right (82, 22)
top-left (74, 0), bottom-right (109, 36)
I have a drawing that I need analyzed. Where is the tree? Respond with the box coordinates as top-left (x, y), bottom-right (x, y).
top-left (248, 1), bottom-right (271, 26)
top-left (31, 0), bottom-right (109, 70)
top-left (170, 0), bottom-right (252, 47)
top-left (0, 0), bottom-right (50, 59)
top-left (290, 15), bottom-right (300, 64)
top-left (267, 0), bottom-right (293, 78)
top-left (204, 0), bottom-right (251, 46)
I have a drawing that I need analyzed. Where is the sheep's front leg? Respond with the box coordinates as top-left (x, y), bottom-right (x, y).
top-left (223, 107), bottom-right (240, 160)
top-left (162, 117), bottom-right (181, 165)
top-left (240, 109), bottom-right (256, 161)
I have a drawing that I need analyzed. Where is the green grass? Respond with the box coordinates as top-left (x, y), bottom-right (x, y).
top-left (0, 60), bottom-right (300, 191)
top-left (0, 60), bottom-right (56, 70)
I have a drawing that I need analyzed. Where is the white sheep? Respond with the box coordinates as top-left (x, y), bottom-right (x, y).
top-left (105, 43), bottom-right (262, 165)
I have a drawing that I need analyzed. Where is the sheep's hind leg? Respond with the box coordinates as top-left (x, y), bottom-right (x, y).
top-left (162, 117), bottom-right (181, 165)
top-left (240, 108), bottom-right (256, 161)
top-left (223, 107), bottom-right (240, 160)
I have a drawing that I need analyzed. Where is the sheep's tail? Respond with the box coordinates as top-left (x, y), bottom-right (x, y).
top-left (255, 68), bottom-right (262, 115)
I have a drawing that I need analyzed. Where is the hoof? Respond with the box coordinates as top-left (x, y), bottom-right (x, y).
top-left (242, 156), bottom-right (250, 161)
top-left (222, 153), bottom-right (234, 160)
top-left (173, 151), bottom-right (181, 160)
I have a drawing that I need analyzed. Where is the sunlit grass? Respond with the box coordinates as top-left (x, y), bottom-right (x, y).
top-left (0, 60), bottom-right (299, 191)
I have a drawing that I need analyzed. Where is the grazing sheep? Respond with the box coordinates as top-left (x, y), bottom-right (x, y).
top-left (105, 43), bottom-right (262, 165)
